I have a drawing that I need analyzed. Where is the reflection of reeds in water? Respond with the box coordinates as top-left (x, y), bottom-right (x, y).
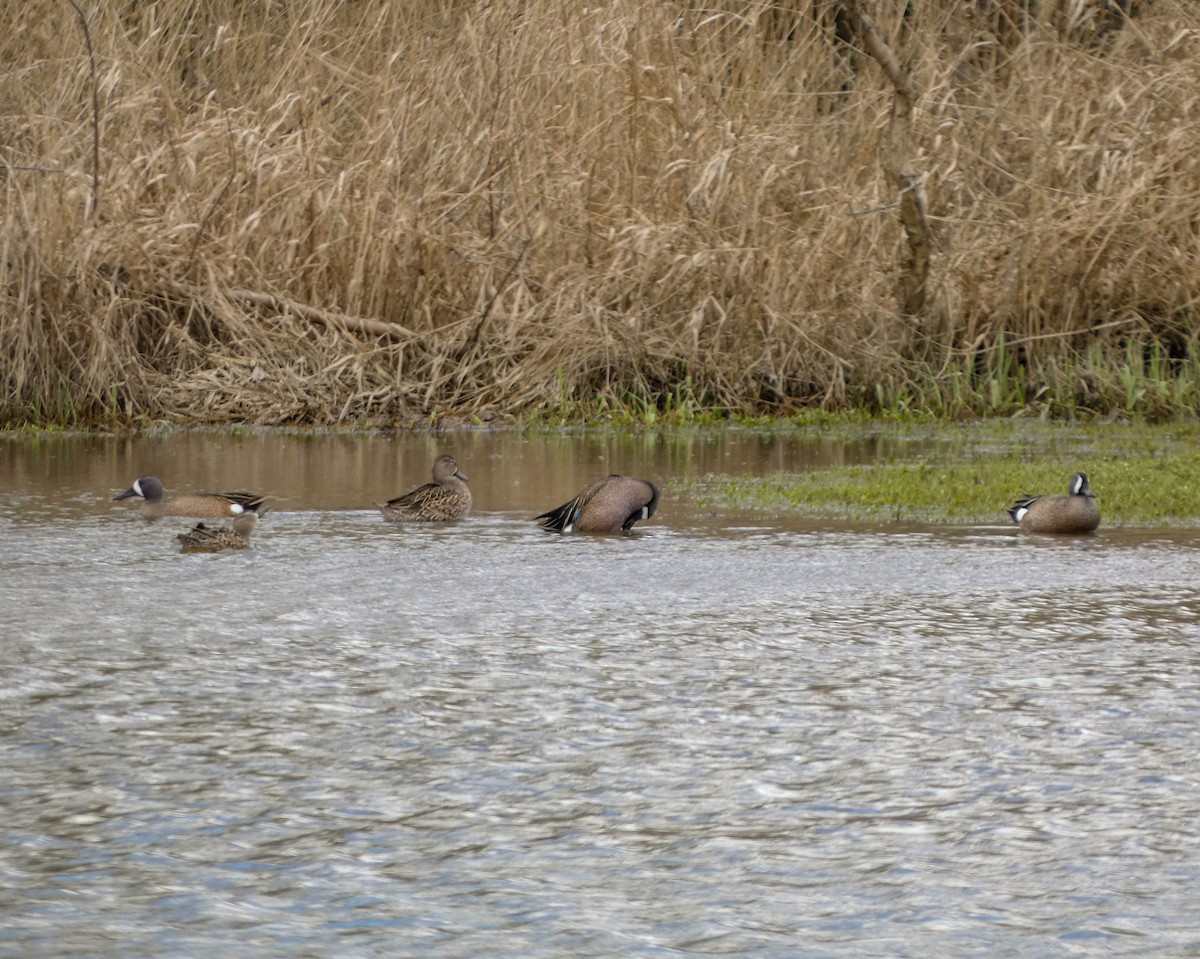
top-left (3, 0), bottom-right (1199, 426)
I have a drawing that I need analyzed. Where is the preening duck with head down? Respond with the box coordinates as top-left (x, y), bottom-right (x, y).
top-left (537, 475), bottom-right (659, 533)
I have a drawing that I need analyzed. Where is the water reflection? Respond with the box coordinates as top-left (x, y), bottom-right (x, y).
top-left (2, 431), bottom-right (1200, 957)
top-left (0, 423), bottom-right (1112, 517)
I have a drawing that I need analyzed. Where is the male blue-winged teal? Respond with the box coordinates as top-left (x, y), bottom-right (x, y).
top-left (378, 454), bottom-right (472, 521)
top-left (114, 476), bottom-right (267, 520)
top-left (1007, 471), bottom-right (1100, 534)
top-left (176, 509), bottom-right (264, 552)
top-left (537, 475), bottom-right (660, 533)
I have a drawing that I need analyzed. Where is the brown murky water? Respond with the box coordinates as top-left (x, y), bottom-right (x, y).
top-left (0, 425), bottom-right (918, 518)
top-left (3, 427), bottom-right (1200, 958)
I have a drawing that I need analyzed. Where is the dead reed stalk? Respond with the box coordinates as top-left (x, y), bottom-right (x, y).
top-left (1, 0), bottom-right (1198, 426)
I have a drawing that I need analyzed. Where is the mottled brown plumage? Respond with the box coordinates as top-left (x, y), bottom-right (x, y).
top-left (176, 510), bottom-right (263, 552)
top-left (378, 454), bottom-right (472, 522)
top-left (1008, 471), bottom-right (1100, 534)
top-left (115, 476), bottom-right (266, 520)
top-left (537, 475), bottom-right (659, 533)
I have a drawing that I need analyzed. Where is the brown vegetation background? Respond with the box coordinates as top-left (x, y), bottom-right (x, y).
top-left (2, 0), bottom-right (1198, 426)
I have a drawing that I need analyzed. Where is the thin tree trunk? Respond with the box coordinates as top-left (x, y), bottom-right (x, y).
top-left (842, 1), bottom-right (932, 316)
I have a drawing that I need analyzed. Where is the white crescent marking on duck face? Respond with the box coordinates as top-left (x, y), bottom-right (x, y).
top-left (1071, 475), bottom-right (1084, 494)
top-left (133, 479), bottom-right (143, 496)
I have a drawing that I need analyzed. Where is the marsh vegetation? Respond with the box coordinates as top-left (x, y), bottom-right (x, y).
top-left (675, 418), bottom-right (1200, 526)
top-left (3, 0), bottom-right (1198, 427)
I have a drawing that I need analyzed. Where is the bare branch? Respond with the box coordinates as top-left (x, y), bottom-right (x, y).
top-left (66, 0), bottom-right (101, 220)
top-left (166, 283), bottom-right (418, 342)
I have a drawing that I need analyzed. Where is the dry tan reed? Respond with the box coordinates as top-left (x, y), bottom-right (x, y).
top-left (2, 0), bottom-right (1198, 426)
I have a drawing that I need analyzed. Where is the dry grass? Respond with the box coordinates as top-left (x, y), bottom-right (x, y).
top-left (2, 0), bottom-right (1199, 426)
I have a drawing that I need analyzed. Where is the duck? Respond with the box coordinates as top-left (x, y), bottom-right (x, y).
top-left (537, 475), bottom-right (659, 533)
top-left (114, 475), bottom-right (267, 520)
top-left (378, 454), bottom-right (472, 521)
top-left (176, 509), bottom-right (264, 552)
top-left (1007, 471), bottom-right (1100, 534)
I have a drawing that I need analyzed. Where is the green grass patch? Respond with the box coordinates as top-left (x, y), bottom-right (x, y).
top-left (684, 422), bottom-right (1200, 526)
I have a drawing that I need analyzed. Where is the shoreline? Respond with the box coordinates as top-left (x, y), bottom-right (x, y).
top-left (6, 418), bottom-right (1199, 527)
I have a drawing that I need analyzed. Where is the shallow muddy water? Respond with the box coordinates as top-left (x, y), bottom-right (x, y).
top-left (2, 427), bottom-right (1200, 958)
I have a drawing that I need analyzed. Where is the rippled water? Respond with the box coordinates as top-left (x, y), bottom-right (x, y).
top-left (3, 430), bottom-right (1200, 957)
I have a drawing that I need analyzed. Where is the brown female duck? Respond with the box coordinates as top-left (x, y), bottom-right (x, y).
top-left (176, 510), bottom-right (264, 552)
top-left (378, 454), bottom-right (472, 522)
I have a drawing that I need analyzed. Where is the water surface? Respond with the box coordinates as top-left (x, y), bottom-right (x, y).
top-left (2, 428), bottom-right (1199, 958)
